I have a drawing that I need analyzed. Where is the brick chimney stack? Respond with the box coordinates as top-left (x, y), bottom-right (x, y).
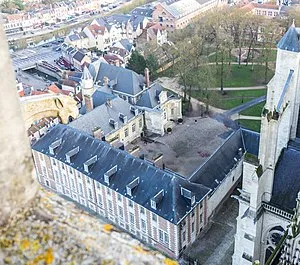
top-left (145, 68), bottom-right (150, 88)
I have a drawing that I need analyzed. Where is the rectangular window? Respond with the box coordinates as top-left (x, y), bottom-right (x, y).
top-left (79, 183), bottom-right (83, 195)
top-left (69, 167), bottom-right (73, 174)
top-left (52, 159), bottom-right (56, 165)
top-left (88, 188), bottom-right (93, 200)
top-left (97, 182), bottom-right (100, 189)
top-left (128, 200), bottom-right (133, 207)
top-left (192, 221), bottom-right (195, 233)
top-left (159, 229), bottom-right (164, 243)
top-left (141, 219), bottom-right (146, 232)
top-left (152, 213), bottom-right (157, 222)
top-left (45, 180), bottom-right (50, 187)
top-left (108, 200), bottom-right (113, 214)
top-left (117, 193), bottom-right (122, 201)
top-left (140, 207), bottom-right (145, 214)
top-left (130, 212), bottom-right (134, 224)
top-left (87, 178), bottom-right (90, 184)
top-left (107, 188), bottom-right (111, 195)
top-left (62, 163), bottom-right (64, 169)
top-left (171, 108), bottom-right (174, 115)
top-left (139, 118), bottom-right (142, 128)
top-left (132, 123), bottom-right (136, 133)
top-left (200, 213), bottom-right (203, 223)
top-left (182, 231), bottom-right (186, 242)
top-left (71, 179), bottom-right (76, 191)
top-left (98, 194), bottom-right (102, 206)
top-left (124, 128), bottom-right (129, 137)
top-left (164, 232), bottom-right (169, 245)
top-left (118, 205), bottom-right (123, 218)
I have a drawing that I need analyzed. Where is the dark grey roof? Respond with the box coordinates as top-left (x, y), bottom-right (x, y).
top-left (241, 129), bottom-right (260, 156)
top-left (136, 83), bottom-right (163, 108)
top-left (79, 89), bottom-right (116, 115)
top-left (130, 15), bottom-right (147, 31)
top-left (189, 130), bottom-right (244, 190)
top-left (69, 34), bottom-right (80, 41)
top-left (95, 63), bottom-right (145, 96)
top-left (119, 39), bottom-right (133, 52)
top-left (73, 51), bottom-right (85, 63)
top-left (131, 7), bottom-right (154, 17)
top-left (277, 25), bottom-right (300, 52)
top-left (32, 124), bottom-right (211, 224)
top-left (70, 97), bottom-right (137, 136)
top-left (270, 147), bottom-right (300, 213)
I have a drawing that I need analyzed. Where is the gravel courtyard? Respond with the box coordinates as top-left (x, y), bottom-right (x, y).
top-left (127, 116), bottom-right (233, 178)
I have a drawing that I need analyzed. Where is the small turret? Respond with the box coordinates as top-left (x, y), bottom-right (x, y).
top-left (81, 65), bottom-right (95, 112)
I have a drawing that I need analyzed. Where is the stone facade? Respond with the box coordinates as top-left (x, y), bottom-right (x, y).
top-left (233, 25), bottom-right (300, 265)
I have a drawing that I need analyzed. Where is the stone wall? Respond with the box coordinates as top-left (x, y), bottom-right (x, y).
top-left (0, 25), bottom-right (38, 226)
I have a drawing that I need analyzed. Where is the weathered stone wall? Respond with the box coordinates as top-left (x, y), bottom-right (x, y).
top-left (0, 25), bottom-right (38, 226)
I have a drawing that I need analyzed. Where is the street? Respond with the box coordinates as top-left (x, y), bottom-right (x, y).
top-left (11, 45), bottom-right (61, 71)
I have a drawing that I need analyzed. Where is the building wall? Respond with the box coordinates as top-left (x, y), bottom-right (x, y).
top-left (207, 159), bottom-right (243, 219)
top-left (32, 149), bottom-right (193, 259)
top-left (104, 115), bottom-right (144, 146)
top-left (144, 110), bottom-right (165, 136)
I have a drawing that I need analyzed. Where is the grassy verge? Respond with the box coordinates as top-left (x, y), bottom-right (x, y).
top-left (240, 101), bottom-right (265, 116)
top-left (191, 89), bottom-right (266, 110)
top-left (237, 119), bottom-right (261, 132)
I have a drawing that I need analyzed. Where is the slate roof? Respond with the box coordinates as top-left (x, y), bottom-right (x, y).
top-left (270, 147), bottom-right (300, 213)
top-left (277, 25), bottom-right (300, 52)
top-left (118, 39), bottom-right (134, 52)
top-left (131, 7), bottom-right (154, 17)
top-left (241, 129), bottom-right (260, 156)
top-left (70, 96), bottom-right (137, 136)
top-left (94, 63), bottom-right (145, 96)
top-left (136, 83), bottom-right (164, 109)
top-left (189, 130), bottom-right (244, 190)
top-left (68, 34), bottom-right (80, 42)
top-left (79, 88), bottom-right (116, 115)
top-left (72, 51), bottom-right (86, 63)
top-left (32, 124), bottom-right (211, 224)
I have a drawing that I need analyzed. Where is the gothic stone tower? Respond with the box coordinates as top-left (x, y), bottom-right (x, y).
top-left (233, 24), bottom-right (300, 265)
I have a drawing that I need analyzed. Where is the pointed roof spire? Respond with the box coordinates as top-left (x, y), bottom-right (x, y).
top-left (292, 19), bottom-right (295, 28)
top-left (82, 65), bottom-right (93, 81)
top-left (277, 23), bottom-right (300, 52)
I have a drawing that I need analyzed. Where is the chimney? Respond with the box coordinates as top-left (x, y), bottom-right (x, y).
top-left (84, 94), bottom-right (93, 112)
top-left (92, 127), bottom-right (102, 139)
top-left (144, 67), bottom-right (150, 88)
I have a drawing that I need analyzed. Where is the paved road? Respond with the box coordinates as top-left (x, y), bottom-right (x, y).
top-left (207, 85), bottom-right (266, 91)
top-left (180, 189), bottom-right (239, 265)
top-left (224, 95), bottom-right (266, 118)
top-left (12, 46), bottom-right (61, 70)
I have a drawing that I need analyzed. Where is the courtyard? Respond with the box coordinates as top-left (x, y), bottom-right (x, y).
top-left (127, 116), bottom-right (233, 178)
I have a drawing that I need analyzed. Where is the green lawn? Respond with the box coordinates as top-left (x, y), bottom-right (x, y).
top-left (240, 101), bottom-right (265, 116)
top-left (220, 64), bottom-right (273, 87)
top-left (208, 53), bottom-right (237, 63)
top-left (191, 89), bottom-right (267, 110)
top-left (237, 119), bottom-right (261, 132)
top-left (254, 49), bottom-right (277, 63)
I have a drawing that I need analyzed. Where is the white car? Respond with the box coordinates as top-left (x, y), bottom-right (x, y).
top-left (19, 55), bottom-right (28, 60)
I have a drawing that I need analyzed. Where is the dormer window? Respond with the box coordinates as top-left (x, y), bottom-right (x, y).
top-left (83, 155), bottom-right (97, 173)
top-left (49, 138), bottom-right (62, 155)
top-left (126, 177), bottom-right (140, 196)
top-left (181, 187), bottom-right (196, 206)
top-left (150, 189), bottom-right (164, 210)
top-left (104, 165), bottom-right (118, 185)
top-left (66, 146), bottom-right (79, 163)
top-left (109, 118), bottom-right (118, 129)
top-left (119, 113), bottom-right (128, 123)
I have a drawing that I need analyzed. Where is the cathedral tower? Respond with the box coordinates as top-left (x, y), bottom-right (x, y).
top-left (233, 24), bottom-right (300, 265)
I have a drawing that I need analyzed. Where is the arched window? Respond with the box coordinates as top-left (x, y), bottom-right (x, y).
top-left (264, 226), bottom-right (285, 263)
